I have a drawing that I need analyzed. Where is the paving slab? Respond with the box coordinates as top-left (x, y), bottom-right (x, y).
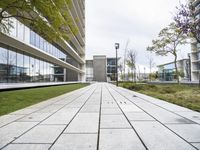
top-left (51, 134), bottom-right (97, 150)
top-left (40, 108), bottom-right (79, 125)
top-left (80, 105), bottom-right (100, 113)
top-left (101, 102), bottom-right (118, 108)
top-left (120, 104), bottom-right (143, 112)
top-left (166, 124), bottom-right (200, 142)
top-left (18, 113), bottom-right (51, 122)
top-left (175, 111), bottom-right (200, 124)
top-left (3, 144), bottom-right (51, 150)
top-left (0, 114), bottom-right (25, 127)
top-left (1, 83), bottom-right (200, 149)
top-left (191, 143), bottom-right (200, 149)
top-left (13, 125), bottom-right (65, 143)
top-left (0, 122), bottom-right (37, 149)
top-left (123, 95), bottom-right (193, 124)
top-left (101, 108), bottom-right (122, 115)
top-left (131, 121), bottom-right (196, 150)
top-left (64, 113), bottom-right (99, 133)
top-left (10, 108), bottom-right (39, 115)
top-left (99, 129), bottom-right (146, 150)
top-left (34, 104), bottom-right (63, 114)
top-left (100, 115), bottom-right (131, 129)
top-left (125, 112), bottom-right (155, 121)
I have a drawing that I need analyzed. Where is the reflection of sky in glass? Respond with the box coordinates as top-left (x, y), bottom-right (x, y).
top-left (163, 63), bottom-right (175, 69)
top-left (197, 52), bottom-right (200, 60)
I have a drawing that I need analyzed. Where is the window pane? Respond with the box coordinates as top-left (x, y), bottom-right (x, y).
top-left (35, 59), bottom-right (40, 82)
top-left (16, 52), bottom-right (24, 82)
top-left (30, 57), bottom-right (35, 82)
top-left (9, 18), bottom-right (17, 37)
top-left (0, 46), bottom-right (8, 83)
top-left (24, 25), bottom-right (30, 43)
top-left (40, 60), bottom-right (44, 82)
top-left (17, 21), bottom-right (24, 41)
top-left (35, 33), bottom-right (40, 48)
top-left (24, 54), bottom-right (30, 82)
top-left (39, 37), bottom-right (44, 50)
top-left (8, 50), bottom-right (17, 83)
top-left (30, 30), bottom-right (35, 45)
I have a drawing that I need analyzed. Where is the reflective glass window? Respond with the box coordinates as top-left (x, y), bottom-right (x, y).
top-left (24, 25), bottom-right (30, 43)
top-left (35, 59), bottom-right (40, 82)
top-left (30, 30), bottom-right (35, 45)
top-left (30, 57), bottom-right (35, 82)
top-left (9, 18), bottom-right (17, 37)
top-left (0, 47), bottom-right (8, 83)
top-left (17, 21), bottom-right (24, 41)
top-left (39, 37), bottom-right (44, 50)
top-left (40, 60), bottom-right (44, 81)
top-left (8, 50), bottom-right (17, 82)
top-left (35, 33), bottom-right (40, 48)
top-left (24, 55), bottom-right (30, 82)
top-left (16, 52), bottom-right (24, 82)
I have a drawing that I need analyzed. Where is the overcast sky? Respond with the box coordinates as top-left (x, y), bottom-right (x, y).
top-left (85, 0), bottom-right (190, 72)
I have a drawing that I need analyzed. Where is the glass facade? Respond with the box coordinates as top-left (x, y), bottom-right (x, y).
top-left (107, 58), bottom-right (117, 81)
top-left (0, 18), bottom-right (82, 83)
top-left (8, 18), bottom-right (80, 67)
top-left (0, 43), bottom-right (56, 83)
top-left (197, 52), bottom-right (200, 60)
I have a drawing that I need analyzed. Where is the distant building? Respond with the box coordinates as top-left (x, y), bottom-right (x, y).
top-left (85, 60), bottom-right (94, 82)
top-left (107, 57), bottom-right (117, 81)
top-left (157, 59), bottom-right (190, 81)
top-left (86, 56), bottom-right (119, 82)
top-left (93, 56), bottom-right (107, 82)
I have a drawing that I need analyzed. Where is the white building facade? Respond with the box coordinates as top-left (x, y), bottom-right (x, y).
top-left (190, 0), bottom-right (200, 81)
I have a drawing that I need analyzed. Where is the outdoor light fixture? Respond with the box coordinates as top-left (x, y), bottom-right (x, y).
top-left (115, 43), bottom-right (120, 86)
top-left (115, 43), bottom-right (119, 50)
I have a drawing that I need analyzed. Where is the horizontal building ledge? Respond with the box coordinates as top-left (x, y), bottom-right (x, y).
top-left (0, 33), bottom-right (85, 74)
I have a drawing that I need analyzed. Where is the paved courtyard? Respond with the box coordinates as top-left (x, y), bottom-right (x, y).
top-left (0, 83), bottom-right (200, 150)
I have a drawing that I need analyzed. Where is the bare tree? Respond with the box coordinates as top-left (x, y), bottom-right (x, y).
top-left (123, 40), bottom-right (129, 81)
top-left (118, 62), bottom-right (123, 81)
top-left (147, 54), bottom-right (155, 81)
top-left (127, 50), bottom-right (137, 83)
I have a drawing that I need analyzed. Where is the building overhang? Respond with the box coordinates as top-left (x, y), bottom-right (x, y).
top-left (0, 33), bottom-right (85, 74)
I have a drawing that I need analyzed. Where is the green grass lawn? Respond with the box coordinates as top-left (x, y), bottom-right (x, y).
top-left (0, 83), bottom-right (88, 116)
top-left (120, 82), bottom-right (200, 112)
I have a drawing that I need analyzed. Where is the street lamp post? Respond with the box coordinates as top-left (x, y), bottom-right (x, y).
top-left (115, 43), bottom-right (119, 86)
top-left (188, 53), bottom-right (191, 82)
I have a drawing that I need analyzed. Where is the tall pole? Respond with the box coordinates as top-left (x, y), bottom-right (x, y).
top-left (188, 54), bottom-right (191, 82)
top-left (116, 48), bottom-right (118, 86)
top-left (199, 71), bottom-right (200, 88)
top-left (115, 43), bottom-right (119, 86)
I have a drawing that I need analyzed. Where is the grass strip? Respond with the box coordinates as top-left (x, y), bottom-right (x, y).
top-left (120, 82), bottom-right (200, 112)
top-left (0, 83), bottom-right (88, 116)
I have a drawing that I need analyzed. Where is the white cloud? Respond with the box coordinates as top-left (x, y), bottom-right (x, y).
top-left (85, 0), bottom-right (190, 72)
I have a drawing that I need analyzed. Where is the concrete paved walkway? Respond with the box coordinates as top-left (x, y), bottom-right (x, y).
top-left (0, 83), bottom-right (200, 150)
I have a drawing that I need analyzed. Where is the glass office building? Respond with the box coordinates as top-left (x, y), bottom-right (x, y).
top-left (107, 58), bottom-right (117, 81)
top-left (86, 57), bottom-right (119, 82)
top-left (158, 59), bottom-right (190, 81)
top-left (0, 0), bottom-right (85, 83)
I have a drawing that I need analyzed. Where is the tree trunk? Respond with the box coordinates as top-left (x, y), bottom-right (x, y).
top-left (134, 68), bottom-right (136, 84)
top-left (174, 53), bottom-right (179, 84)
top-left (132, 68), bottom-right (134, 82)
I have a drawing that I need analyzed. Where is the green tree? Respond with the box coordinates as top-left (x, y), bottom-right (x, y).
top-left (147, 22), bottom-right (188, 84)
top-left (0, 0), bottom-right (77, 42)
